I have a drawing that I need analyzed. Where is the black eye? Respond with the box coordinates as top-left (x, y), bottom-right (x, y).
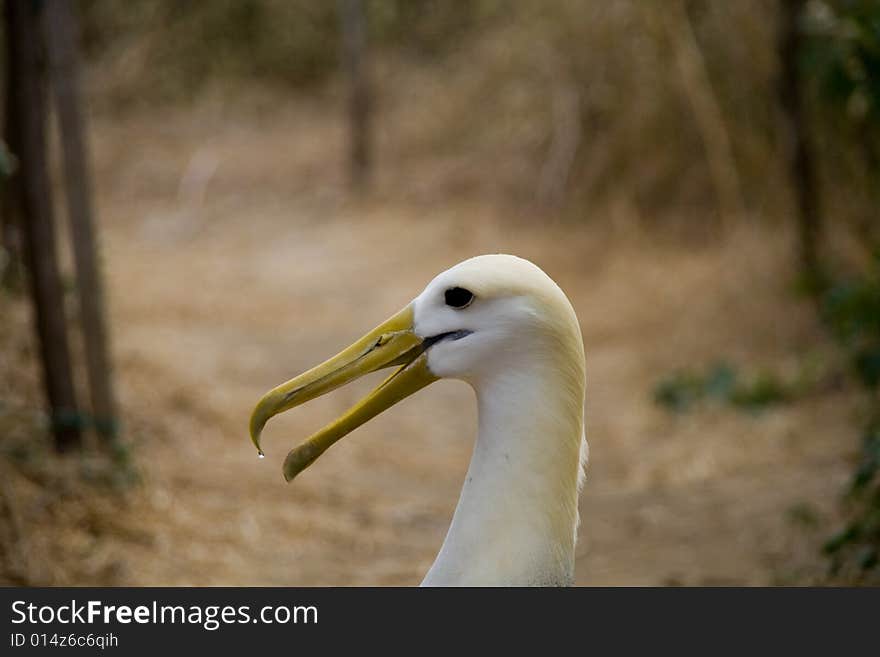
top-left (445, 287), bottom-right (474, 309)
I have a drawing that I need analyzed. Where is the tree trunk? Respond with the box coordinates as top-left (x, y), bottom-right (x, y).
top-left (778, 0), bottom-right (823, 283)
top-left (6, 0), bottom-right (81, 450)
top-left (43, 0), bottom-right (118, 440)
top-left (2, 0), bottom-right (23, 287)
top-left (339, 0), bottom-right (372, 191)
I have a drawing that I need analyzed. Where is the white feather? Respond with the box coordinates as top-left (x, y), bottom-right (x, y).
top-left (412, 255), bottom-right (587, 586)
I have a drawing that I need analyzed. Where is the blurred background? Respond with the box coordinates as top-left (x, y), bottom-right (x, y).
top-left (1, 0), bottom-right (878, 586)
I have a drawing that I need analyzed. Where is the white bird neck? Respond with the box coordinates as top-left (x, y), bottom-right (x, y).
top-left (421, 359), bottom-right (586, 586)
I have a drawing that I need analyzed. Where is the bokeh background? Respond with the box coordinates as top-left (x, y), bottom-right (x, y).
top-left (1, 0), bottom-right (879, 586)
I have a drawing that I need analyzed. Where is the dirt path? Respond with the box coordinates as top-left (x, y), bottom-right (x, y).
top-left (3, 103), bottom-right (859, 586)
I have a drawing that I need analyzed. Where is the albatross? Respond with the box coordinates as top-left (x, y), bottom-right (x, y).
top-left (249, 254), bottom-right (587, 586)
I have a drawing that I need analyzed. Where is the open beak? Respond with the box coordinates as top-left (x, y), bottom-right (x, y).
top-left (249, 305), bottom-right (438, 482)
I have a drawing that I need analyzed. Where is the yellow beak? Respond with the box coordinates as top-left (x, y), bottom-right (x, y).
top-left (249, 305), bottom-right (438, 482)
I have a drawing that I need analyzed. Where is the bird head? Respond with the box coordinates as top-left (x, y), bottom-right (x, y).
top-left (249, 254), bottom-right (584, 482)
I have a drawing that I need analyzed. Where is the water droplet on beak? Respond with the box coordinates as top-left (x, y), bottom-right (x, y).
top-left (257, 450), bottom-right (265, 459)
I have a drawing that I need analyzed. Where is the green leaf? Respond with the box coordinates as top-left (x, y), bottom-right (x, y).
top-left (823, 522), bottom-right (861, 555)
